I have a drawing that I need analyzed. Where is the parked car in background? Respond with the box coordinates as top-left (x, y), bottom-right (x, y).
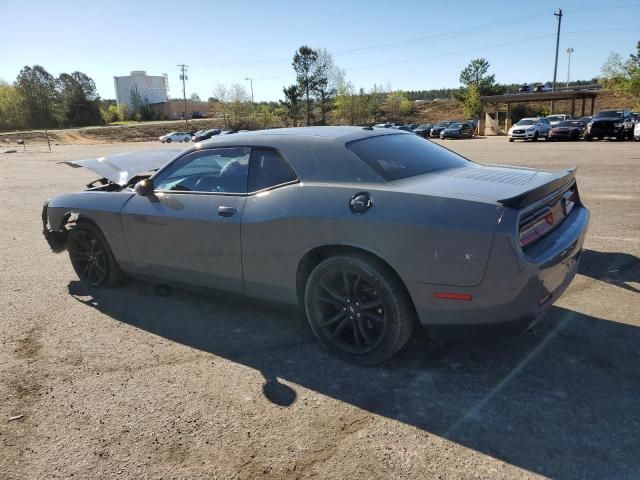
top-left (546, 114), bottom-right (572, 126)
top-left (533, 84), bottom-right (552, 92)
top-left (440, 122), bottom-right (474, 139)
top-left (413, 124), bottom-right (433, 138)
top-left (192, 128), bottom-right (221, 142)
top-left (393, 125), bottom-right (415, 132)
top-left (578, 116), bottom-right (592, 124)
top-left (159, 132), bottom-right (191, 143)
top-left (548, 120), bottom-right (587, 141)
top-left (518, 84), bottom-right (532, 93)
top-left (508, 118), bottom-right (551, 142)
top-left (430, 121), bottom-right (454, 138)
top-left (42, 127), bottom-right (589, 365)
top-left (585, 110), bottom-right (635, 141)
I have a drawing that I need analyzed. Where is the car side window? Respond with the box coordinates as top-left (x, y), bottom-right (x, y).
top-left (153, 147), bottom-right (250, 193)
top-left (248, 148), bottom-right (298, 192)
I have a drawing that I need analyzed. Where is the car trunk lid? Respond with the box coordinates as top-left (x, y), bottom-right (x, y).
top-left (393, 164), bottom-right (576, 207)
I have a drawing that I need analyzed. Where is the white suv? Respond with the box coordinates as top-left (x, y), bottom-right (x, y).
top-left (508, 118), bottom-right (551, 142)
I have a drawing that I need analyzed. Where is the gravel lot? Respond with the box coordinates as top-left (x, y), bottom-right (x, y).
top-left (1, 137), bottom-right (639, 479)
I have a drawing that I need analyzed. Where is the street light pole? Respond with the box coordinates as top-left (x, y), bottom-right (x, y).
top-left (566, 48), bottom-right (574, 87)
top-left (245, 77), bottom-right (255, 118)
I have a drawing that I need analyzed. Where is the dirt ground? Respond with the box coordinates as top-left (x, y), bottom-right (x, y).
top-left (1, 137), bottom-right (639, 479)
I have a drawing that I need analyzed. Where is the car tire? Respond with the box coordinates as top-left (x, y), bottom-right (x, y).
top-left (509, 138), bottom-right (514, 142)
top-left (532, 132), bottom-right (539, 142)
top-left (584, 135), bottom-right (592, 141)
top-left (304, 254), bottom-right (415, 366)
top-left (184, 137), bottom-right (190, 143)
top-left (67, 222), bottom-right (123, 288)
top-left (166, 138), bottom-right (172, 143)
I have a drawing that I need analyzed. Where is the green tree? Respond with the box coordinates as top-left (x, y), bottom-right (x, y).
top-left (57, 71), bottom-right (102, 126)
top-left (0, 80), bottom-right (25, 131)
top-left (382, 91), bottom-right (411, 121)
top-left (292, 45), bottom-right (319, 126)
top-left (255, 104), bottom-right (274, 129)
top-left (462, 84), bottom-right (482, 119)
top-left (312, 49), bottom-right (342, 125)
top-left (459, 58), bottom-right (496, 95)
top-left (281, 84), bottom-right (303, 127)
top-left (101, 103), bottom-right (120, 123)
top-left (601, 41), bottom-right (640, 108)
top-left (15, 65), bottom-right (58, 128)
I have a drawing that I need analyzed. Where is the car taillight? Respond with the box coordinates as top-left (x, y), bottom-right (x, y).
top-left (519, 210), bottom-right (555, 247)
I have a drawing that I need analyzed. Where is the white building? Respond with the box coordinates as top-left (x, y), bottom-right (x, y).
top-left (113, 71), bottom-right (168, 108)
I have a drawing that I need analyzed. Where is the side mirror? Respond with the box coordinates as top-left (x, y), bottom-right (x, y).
top-left (134, 178), bottom-right (155, 196)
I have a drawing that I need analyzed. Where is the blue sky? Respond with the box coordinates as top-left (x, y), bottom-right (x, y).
top-left (1, 0), bottom-right (638, 101)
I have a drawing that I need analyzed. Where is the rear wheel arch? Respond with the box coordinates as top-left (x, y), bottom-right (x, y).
top-left (296, 245), bottom-right (415, 312)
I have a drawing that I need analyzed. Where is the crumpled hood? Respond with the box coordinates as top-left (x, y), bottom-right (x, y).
top-left (61, 149), bottom-right (181, 186)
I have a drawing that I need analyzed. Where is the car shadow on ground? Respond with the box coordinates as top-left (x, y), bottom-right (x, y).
top-left (68, 280), bottom-right (640, 479)
top-left (578, 249), bottom-right (639, 293)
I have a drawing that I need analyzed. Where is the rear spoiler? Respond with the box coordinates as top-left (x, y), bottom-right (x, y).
top-left (498, 167), bottom-right (577, 209)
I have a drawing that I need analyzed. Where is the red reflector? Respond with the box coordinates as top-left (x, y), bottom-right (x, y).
top-left (538, 293), bottom-right (552, 306)
top-left (434, 292), bottom-right (473, 301)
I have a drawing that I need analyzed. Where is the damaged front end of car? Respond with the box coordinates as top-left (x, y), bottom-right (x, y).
top-left (42, 149), bottom-right (181, 253)
top-left (41, 200), bottom-right (72, 252)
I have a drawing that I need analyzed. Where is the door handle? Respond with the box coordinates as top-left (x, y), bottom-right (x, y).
top-left (218, 206), bottom-right (237, 217)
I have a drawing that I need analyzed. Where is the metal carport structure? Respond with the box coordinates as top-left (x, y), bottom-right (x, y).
top-left (479, 89), bottom-right (601, 135)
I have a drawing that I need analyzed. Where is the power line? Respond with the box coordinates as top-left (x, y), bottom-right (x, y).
top-left (195, 3), bottom-right (640, 70)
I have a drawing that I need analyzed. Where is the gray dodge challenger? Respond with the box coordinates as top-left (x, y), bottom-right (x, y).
top-left (42, 127), bottom-right (589, 364)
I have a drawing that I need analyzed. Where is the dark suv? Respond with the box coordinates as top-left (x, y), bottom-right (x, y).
top-left (585, 110), bottom-right (634, 141)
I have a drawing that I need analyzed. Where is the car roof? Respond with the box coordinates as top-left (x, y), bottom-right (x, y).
top-left (192, 126), bottom-right (409, 183)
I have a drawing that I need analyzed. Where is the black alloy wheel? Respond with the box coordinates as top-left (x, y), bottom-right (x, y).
top-left (305, 255), bottom-right (414, 365)
top-left (67, 223), bottom-right (122, 287)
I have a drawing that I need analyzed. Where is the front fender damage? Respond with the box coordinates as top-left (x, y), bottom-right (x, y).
top-left (41, 200), bottom-right (74, 253)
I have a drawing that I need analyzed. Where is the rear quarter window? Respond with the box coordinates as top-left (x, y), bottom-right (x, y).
top-left (346, 133), bottom-right (469, 181)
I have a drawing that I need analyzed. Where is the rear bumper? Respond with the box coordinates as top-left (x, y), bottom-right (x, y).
top-left (407, 205), bottom-right (589, 339)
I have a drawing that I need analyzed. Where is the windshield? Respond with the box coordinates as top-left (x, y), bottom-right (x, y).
top-left (449, 123), bottom-right (464, 128)
top-left (557, 121), bottom-right (581, 127)
top-left (436, 122), bottom-right (451, 128)
top-left (347, 133), bottom-right (469, 181)
top-left (595, 110), bottom-right (624, 118)
top-left (547, 116), bottom-right (563, 121)
top-left (516, 119), bottom-right (536, 126)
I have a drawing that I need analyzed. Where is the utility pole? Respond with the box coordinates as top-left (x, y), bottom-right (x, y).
top-left (245, 77), bottom-right (255, 118)
top-left (566, 47), bottom-right (574, 87)
top-left (551, 8), bottom-right (563, 113)
top-left (178, 64), bottom-right (189, 125)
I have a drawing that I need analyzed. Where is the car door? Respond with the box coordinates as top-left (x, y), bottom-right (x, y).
top-left (120, 147), bottom-right (250, 293)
